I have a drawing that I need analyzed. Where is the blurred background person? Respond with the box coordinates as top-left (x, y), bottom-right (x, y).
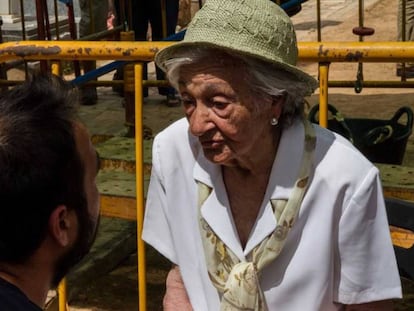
top-left (78, 0), bottom-right (110, 105)
top-left (113, 0), bottom-right (180, 106)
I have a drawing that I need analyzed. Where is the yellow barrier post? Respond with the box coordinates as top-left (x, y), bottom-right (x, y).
top-left (135, 63), bottom-right (147, 311)
top-left (57, 278), bottom-right (67, 311)
top-left (51, 62), bottom-right (60, 76)
top-left (318, 62), bottom-right (330, 128)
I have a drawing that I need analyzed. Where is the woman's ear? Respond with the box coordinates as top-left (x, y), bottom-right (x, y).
top-left (271, 94), bottom-right (285, 118)
top-left (48, 205), bottom-right (75, 247)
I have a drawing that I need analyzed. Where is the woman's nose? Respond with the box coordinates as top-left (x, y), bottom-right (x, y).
top-left (188, 105), bottom-right (214, 137)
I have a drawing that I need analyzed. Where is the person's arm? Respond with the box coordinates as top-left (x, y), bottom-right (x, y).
top-left (334, 168), bottom-right (401, 305)
top-left (345, 299), bottom-right (394, 310)
top-left (163, 265), bottom-right (193, 311)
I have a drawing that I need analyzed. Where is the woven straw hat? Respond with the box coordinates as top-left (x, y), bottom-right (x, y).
top-left (155, 0), bottom-right (318, 95)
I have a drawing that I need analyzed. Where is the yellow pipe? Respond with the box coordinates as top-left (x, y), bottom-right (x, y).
top-left (318, 63), bottom-right (330, 128)
top-left (8, 78), bottom-right (414, 88)
top-left (0, 79), bottom-right (171, 87)
top-left (58, 278), bottom-right (67, 311)
top-left (0, 41), bottom-right (173, 62)
top-left (298, 41), bottom-right (414, 62)
top-left (4, 41), bottom-right (414, 63)
top-left (135, 63), bottom-right (147, 311)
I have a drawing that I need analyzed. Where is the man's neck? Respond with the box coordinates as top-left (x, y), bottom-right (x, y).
top-left (0, 263), bottom-right (51, 308)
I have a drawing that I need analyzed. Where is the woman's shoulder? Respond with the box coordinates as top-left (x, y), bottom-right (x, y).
top-left (156, 117), bottom-right (189, 137)
top-left (154, 117), bottom-right (190, 146)
top-left (312, 122), bottom-right (377, 171)
top-left (152, 117), bottom-right (201, 159)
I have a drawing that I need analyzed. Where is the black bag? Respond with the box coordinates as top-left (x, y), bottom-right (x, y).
top-left (308, 104), bottom-right (414, 164)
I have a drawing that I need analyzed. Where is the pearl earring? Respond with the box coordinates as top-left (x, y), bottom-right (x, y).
top-left (271, 117), bottom-right (278, 126)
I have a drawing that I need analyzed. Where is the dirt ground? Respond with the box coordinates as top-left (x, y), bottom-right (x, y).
top-left (6, 0), bottom-right (414, 309)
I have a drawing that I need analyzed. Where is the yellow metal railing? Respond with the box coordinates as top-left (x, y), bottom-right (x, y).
top-left (3, 40), bottom-right (414, 62)
top-left (3, 40), bottom-right (414, 310)
top-left (134, 63), bottom-right (147, 311)
top-left (3, 41), bottom-right (414, 127)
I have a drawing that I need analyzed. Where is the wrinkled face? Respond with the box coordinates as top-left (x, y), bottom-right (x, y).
top-left (52, 122), bottom-right (100, 287)
top-left (178, 57), bottom-right (276, 167)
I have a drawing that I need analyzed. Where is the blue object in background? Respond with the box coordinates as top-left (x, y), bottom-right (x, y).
top-left (58, 0), bottom-right (73, 5)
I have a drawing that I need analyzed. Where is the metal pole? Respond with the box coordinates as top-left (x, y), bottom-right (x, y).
top-left (42, 0), bottom-right (52, 40)
top-left (318, 62), bottom-right (330, 128)
top-left (135, 63), bottom-right (147, 311)
top-left (35, 0), bottom-right (48, 73)
top-left (316, 0), bottom-right (321, 41)
top-left (58, 278), bottom-right (68, 311)
top-left (161, 0), bottom-right (167, 38)
top-left (54, 0), bottom-right (60, 40)
top-left (66, 1), bottom-right (81, 77)
top-left (402, 0), bottom-right (407, 79)
top-left (4, 41), bottom-right (414, 63)
top-left (19, 0), bottom-right (26, 40)
top-left (89, 0), bottom-right (95, 34)
top-left (0, 17), bottom-right (7, 92)
top-left (19, 0), bottom-right (29, 77)
top-left (358, 0), bottom-right (364, 41)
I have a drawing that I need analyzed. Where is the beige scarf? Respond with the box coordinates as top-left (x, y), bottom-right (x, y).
top-left (197, 120), bottom-right (316, 311)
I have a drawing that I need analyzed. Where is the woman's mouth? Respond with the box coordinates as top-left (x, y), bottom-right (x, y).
top-left (200, 140), bottom-right (223, 149)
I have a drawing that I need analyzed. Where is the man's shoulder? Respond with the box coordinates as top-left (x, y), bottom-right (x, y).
top-left (0, 278), bottom-right (42, 311)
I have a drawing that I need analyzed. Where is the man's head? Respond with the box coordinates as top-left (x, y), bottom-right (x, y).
top-left (0, 74), bottom-right (100, 286)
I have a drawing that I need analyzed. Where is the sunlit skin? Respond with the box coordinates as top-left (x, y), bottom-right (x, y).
top-left (74, 122), bottom-right (100, 225)
top-left (51, 121), bottom-right (101, 291)
top-left (178, 56), bottom-right (284, 248)
top-left (50, 122), bottom-right (101, 287)
top-left (178, 58), bottom-right (283, 174)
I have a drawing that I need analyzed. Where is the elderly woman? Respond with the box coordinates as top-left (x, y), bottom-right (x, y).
top-left (142, 0), bottom-right (402, 310)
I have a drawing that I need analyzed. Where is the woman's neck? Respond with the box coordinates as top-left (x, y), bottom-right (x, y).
top-left (226, 127), bottom-right (282, 176)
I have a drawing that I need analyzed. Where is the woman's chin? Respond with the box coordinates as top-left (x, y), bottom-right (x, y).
top-left (203, 150), bottom-right (234, 166)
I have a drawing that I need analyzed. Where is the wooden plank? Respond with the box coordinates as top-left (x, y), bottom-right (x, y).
top-left (98, 170), bottom-right (149, 220)
top-left (377, 163), bottom-right (414, 201)
top-left (96, 136), bottom-right (153, 174)
top-left (96, 161), bottom-right (414, 245)
top-left (390, 226), bottom-right (414, 249)
top-left (100, 195), bottom-right (137, 221)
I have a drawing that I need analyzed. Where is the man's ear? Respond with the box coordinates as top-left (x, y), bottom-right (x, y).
top-left (48, 205), bottom-right (75, 247)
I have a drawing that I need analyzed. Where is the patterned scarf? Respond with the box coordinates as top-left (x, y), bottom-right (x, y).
top-left (197, 120), bottom-right (316, 311)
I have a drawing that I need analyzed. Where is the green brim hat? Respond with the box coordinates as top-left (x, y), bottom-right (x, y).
top-left (155, 0), bottom-right (318, 95)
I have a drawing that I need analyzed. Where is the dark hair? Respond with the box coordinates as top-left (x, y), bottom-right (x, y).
top-left (0, 74), bottom-right (87, 263)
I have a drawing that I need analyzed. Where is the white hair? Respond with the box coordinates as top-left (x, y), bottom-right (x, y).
top-left (162, 46), bottom-right (311, 127)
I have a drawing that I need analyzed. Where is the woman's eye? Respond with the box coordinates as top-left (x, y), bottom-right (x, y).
top-left (212, 101), bottom-right (228, 109)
